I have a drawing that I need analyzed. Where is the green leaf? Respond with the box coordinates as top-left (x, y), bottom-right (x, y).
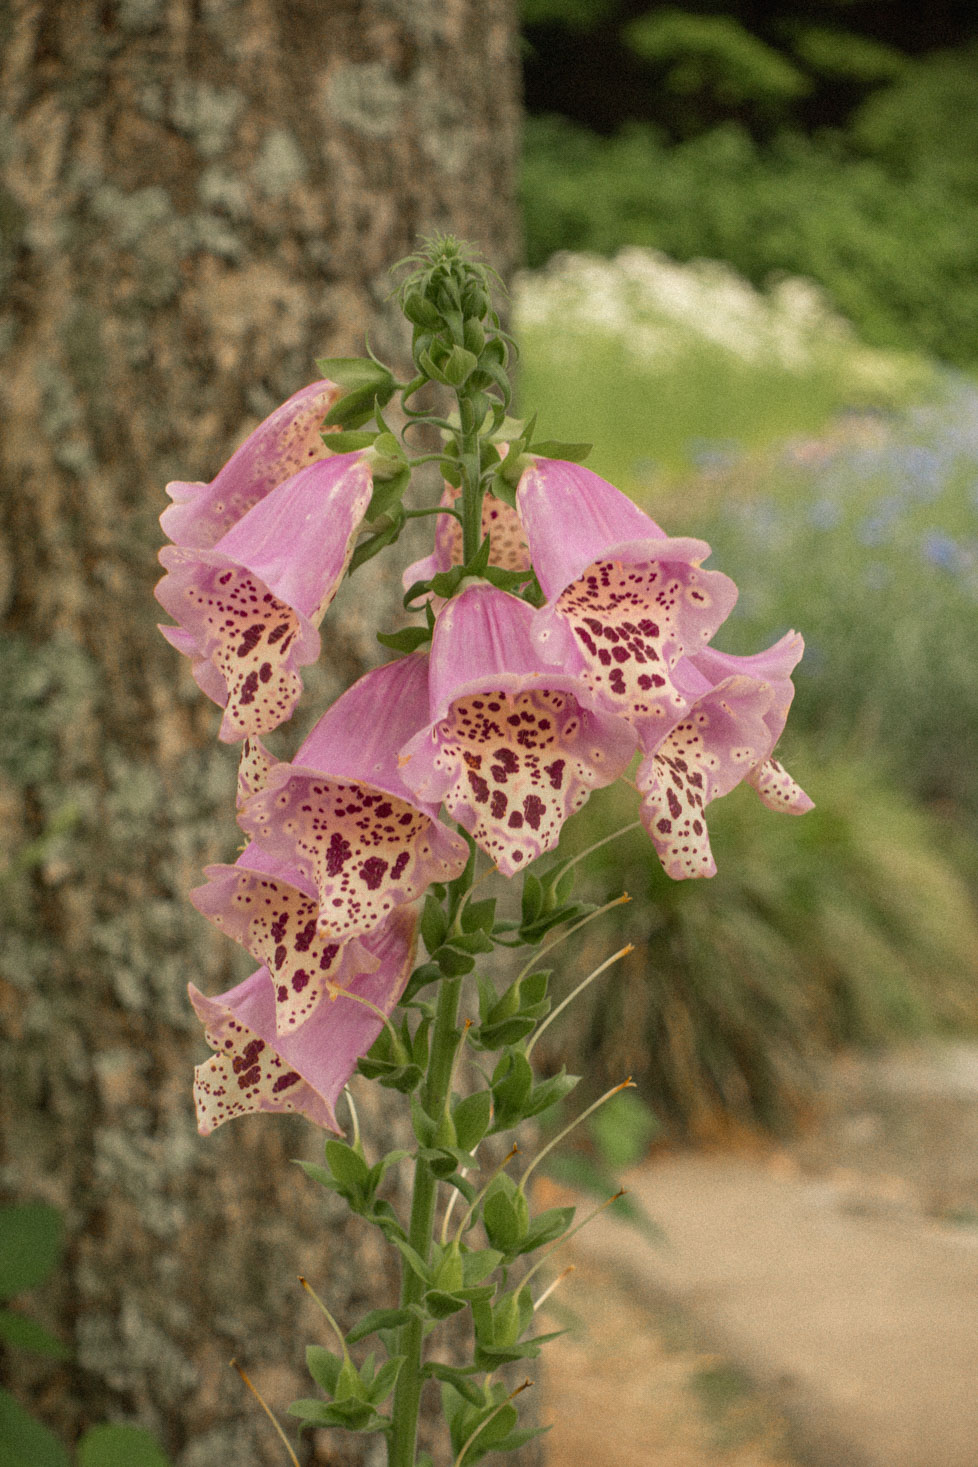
top-left (420, 894), bottom-right (449, 954)
top-left (320, 429), bottom-right (377, 453)
top-left (0, 1308), bottom-right (68, 1359)
top-left (481, 1189), bottom-right (524, 1254)
top-left (434, 944), bottom-right (476, 977)
top-left (322, 383), bottom-right (381, 430)
top-left (0, 1389), bottom-right (69, 1467)
top-left (76, 1425), bottom-right (171, 1467)
top-left (367, 1355), bottom-right (404, 1404)
top-left (460, 898), bottom-right (496, 935)
top-left (452, 1091), bottom-right (492, 1151)
top-left (315, 356), bottom-right (393, 391)
top-left (520, 874), bottom-right (544, 927)
top-left (423, 1289), bottom-right (469, 1319)
top-left (288, 1398), bottom-right (388, 1432)
top-left (517, 1205), bottom-right (575, 1255)
top-left (391, 1236), bottom-right (430, 1284)
top-left (376, 625), bottom-right (432, 655)
top-left (440, 344), bottom-right (479, 387)
top-left (325, 1141), bottom-right (369, 1193)
top-left (0, 1204), bottom-right (63, 1299)
top-left (306, 1344), bottom-right (343, 1394)
top-left (461, 1249), bottom-right (504, 1286)
top-left (346, 1308), bottom-right (414, 1345)
top-left (293, 1160), bottom-right (335, 1190)
top-left (422, 1361), bottom-right (485, 1407)
top-left (524, 1068), bottom-right (580, 1119)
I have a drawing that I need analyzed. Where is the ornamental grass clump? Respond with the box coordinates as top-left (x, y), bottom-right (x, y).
top-left (156, 236), bottom-right (812, 1466)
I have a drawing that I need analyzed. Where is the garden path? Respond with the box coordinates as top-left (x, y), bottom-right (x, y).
top-left (540, 1042), bottom-right (978, 1467)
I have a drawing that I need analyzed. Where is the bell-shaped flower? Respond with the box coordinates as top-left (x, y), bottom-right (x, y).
top-left (516, 459), bottom-right (738, 749)
top-left (188, 905), bottom-right (417, 1135)
top-left (402, 483), bottom-right (530, 596)
top-left (156, 451), bottom-right (372, 742)
top-left (637, 631), bottom-right (813, 879)
top-left (190, 840), bottom-right (380, 1035)
top-left (398, 584), bottom-right (637, 876)
top-left (161, 379), bottom-right (343, 549)
top-left (238, 652), bottom-right (469, 940)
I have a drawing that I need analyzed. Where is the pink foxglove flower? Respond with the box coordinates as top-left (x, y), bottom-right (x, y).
top-left (637, 631), bottom-right (812, 879)
top-left (188, 905), bottom-right (417, 1135)
top-left (402, 483), bottom-right (530, 592)
top-left (238, 653), bottom-right (469, 940)
top-left (156, 452), bottom-right (372, 741)
top-left (517, 460), bottom-right (738, 748)
top-left (398, 584), bottom-right (636, 875)
top-left (161, 380), bottom-right (343, 549)
top-left (191, 841), bottom-right (380, 1035)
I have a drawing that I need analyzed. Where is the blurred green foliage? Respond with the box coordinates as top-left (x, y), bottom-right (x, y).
top-left (521, 0), bottom-right (978, 368)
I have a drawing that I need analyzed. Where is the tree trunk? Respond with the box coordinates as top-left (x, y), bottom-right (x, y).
top-left (0, 2), bottom-right (524, 1462)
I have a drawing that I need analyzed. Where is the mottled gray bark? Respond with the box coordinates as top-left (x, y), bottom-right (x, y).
top-left (0, 1), bottom-right (524, 1462)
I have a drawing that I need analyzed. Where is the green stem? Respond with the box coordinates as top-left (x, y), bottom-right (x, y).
top-left (457, 401), bottom-right (484, 564)
top-left (388, 973), bottom-right (464, 1467)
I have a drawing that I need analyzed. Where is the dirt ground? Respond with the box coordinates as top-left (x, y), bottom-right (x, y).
top-left (539, 1250), bottom-right (798, 1467)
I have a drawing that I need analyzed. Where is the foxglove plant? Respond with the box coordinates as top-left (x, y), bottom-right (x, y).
top-left (157, 236), bottom-right (812, 1467)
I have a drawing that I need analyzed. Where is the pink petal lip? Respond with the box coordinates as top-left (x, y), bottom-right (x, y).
top-left (188, 905), bottom-right (418, 1135)
top-left (160, 379), bottom-right (343, 549)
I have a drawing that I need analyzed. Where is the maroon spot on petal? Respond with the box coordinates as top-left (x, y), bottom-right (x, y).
top-left (326, 832), bottom-right (352, 875)
top-left (545, 759), bottom-right (565, 790)
top-left (267, 622), bottom-right (291, 645)
top-left (656, 818), bottom-right (672, 833)
top-left (236, 1065), bottom-right (261, 1089)
top-left (609, 670), bottom-right (626, 694)
top-left (259, 661), bottom-right (272, 683)
top-left (292, 969), bottom-right (310, 992)
top-left (234, 1038), bottom-right (265, 1073)
top-left (360, 855), bottom-right (389, 890)
top-left (611, 646), bottom-right (630, 663)
top-left (523, 794), bottom-right (546, 831)
top-left (218, 572), bottom-right (233, 585)
top-left (375, 801), bottom-right (393, 818)
top-left (236, 623), bottom-right (264, 658)
top-left (319, 944), bottom-right (339, 970)
top-left (277, 984), bottom-right (287, 1001)
top-left (239, 670), bottom-right (259, 704)
top-left (391, 851), bottom-right (410, 880)
top-left (493, 748), bottom-right (519, 773)
top-left (692, 820), bottom-right (703, 835)
top-left (398, 812), bottom-right (414, 826)
top-left (272, 1071), bottom-right (301, 1093)
top-left (597, 649), bottom-right (611, 666)
top-left (468, 771), bottom-right (490, 803)
top-left (490, 789), bottom-right (508, 818)
top-left (294, 919), bottom-right (317, 952)
top-left (273, 944), bottom-right (287, 970)
top-left (463, 751), bottom-right (483, 771)
top-left (667, 788), bottom-right (682, 819)
top-left (508, 811), bottom-right (524, 828)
